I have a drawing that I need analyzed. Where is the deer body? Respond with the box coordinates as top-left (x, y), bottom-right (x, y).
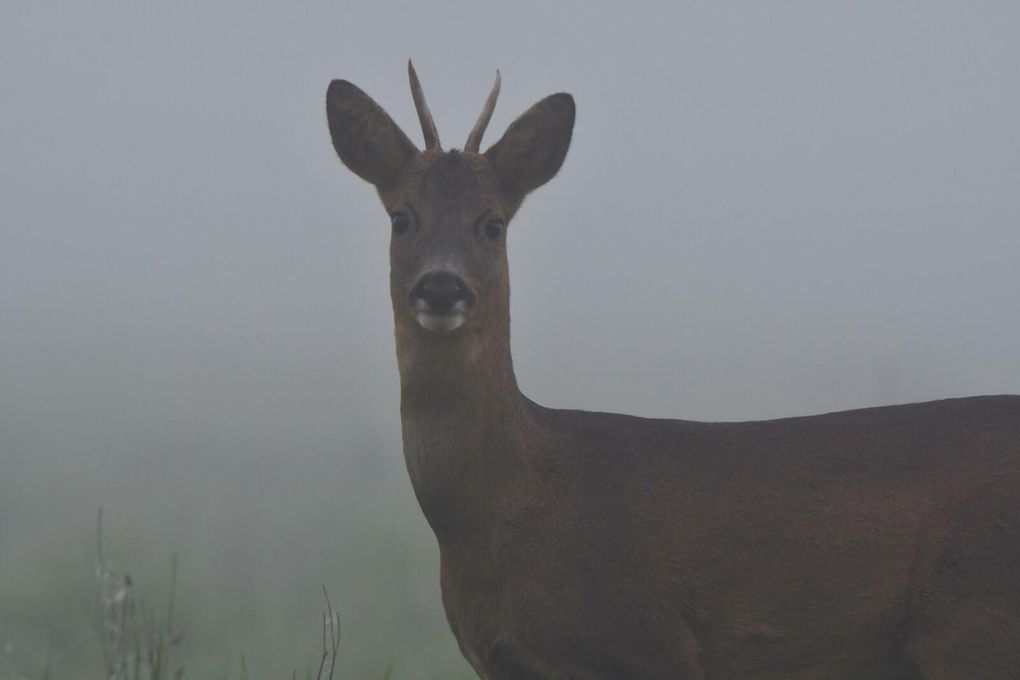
top-left (326, 64), bottom-right (1020, 679)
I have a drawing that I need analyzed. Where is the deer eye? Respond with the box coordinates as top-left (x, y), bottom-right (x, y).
top-left (484, 219), bottom-right (504, 240)
top-left (390, 212), bottom-right (410, 235)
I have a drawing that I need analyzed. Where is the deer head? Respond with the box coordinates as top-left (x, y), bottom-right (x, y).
top-left (326, 62), bottom-right (574, 372)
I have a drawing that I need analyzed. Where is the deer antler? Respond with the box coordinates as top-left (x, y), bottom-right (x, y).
top-left (408, 60), bottom-right (441, 151)
top-left (465, 70), bottom-right (501, 153)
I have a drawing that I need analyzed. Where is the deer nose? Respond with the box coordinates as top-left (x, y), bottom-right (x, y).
top-left (409, 271), bottom-right (476, 316)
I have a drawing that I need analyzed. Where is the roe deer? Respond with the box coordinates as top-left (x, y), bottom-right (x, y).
top-left (325, 62), bottom-right (1020, 679)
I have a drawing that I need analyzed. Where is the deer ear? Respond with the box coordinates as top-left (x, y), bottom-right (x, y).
top-left (485, 93), bottom-right (574, 201)
top-left (326, 80), bottom-right (419, 189)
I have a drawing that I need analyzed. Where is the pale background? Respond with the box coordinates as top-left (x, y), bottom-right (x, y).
top-left (2, 2), bottom-right (1018, 678)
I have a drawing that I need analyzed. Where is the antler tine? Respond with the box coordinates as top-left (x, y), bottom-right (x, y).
top-left (464, 70), bottom-right (501, 153)
top-left (408, 59), bottom-right (441, 151)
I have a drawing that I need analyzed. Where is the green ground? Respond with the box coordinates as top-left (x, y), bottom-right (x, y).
top-left (0, 427), bottom-right (476, 679)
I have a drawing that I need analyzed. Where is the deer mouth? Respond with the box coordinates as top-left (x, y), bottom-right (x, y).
top-left (412, 304), bottom-right (469, 333)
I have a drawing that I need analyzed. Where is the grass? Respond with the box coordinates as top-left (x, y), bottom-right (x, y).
top-left (2, 423), bottom-right (474, 679)
top-left (96, 507), bottom-right (182, 680)
top-left (36, 509), bottom-right (347, 680)
top-left (0, 507), bottom-right (430, 680)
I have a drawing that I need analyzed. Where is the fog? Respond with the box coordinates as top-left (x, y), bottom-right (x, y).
top-left (2, 3), bottom-right (1018, 677)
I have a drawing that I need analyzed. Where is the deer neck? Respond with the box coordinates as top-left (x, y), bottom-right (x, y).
top-left (394, 316), bottom-right (532, 541)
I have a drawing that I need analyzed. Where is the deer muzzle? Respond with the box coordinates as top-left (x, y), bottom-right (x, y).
top-left (408, 270), bottom-right (477, 333)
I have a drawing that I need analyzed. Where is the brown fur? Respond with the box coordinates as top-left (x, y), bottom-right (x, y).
top-left (326, 72), bottom-right (1020, 679)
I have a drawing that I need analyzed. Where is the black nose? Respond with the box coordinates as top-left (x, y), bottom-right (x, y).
top-left (409, 271), bottom-right (476, 315)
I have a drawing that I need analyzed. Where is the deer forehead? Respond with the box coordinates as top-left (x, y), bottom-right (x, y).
top-left (385, 152), bottom-right (505, 219)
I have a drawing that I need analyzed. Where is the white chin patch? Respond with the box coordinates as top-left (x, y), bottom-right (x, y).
top-left (415, 312), bottom-right (465, 333)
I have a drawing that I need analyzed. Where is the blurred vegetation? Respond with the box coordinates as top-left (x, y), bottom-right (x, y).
top-left (94, 504), bottom-right (351, 680)
top-left (95, 507), bottom-right (184, 679)
top-left (0, 423), bottom-right (477, 679)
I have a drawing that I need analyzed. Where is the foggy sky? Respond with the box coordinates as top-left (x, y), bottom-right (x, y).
top-left (4, 3), bottom-right (1018, 435)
